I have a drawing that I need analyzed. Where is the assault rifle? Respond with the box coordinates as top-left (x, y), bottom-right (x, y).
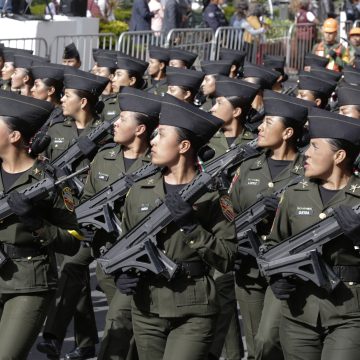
top-left (97, 140), bottom-right (260, 280)
top-left (257, 203), bottom-right (360, 292)
top-left (50, 116), bottom-right (117, 194)
top-left (0, 166), bottom-right (89, 222)
top-left (236, 176), bottom-right (302, 258)
top-left (75, 163), bottom-right (161, 236)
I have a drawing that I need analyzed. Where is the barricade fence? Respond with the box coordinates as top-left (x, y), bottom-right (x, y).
top-left (0, 38), bottom-right (48, 58)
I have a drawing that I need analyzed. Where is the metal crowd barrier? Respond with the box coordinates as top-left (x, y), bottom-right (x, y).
top-left (49, 33), bottom-right (117, 71)
top-left (0, 37), bottom-right (48, 58)
top-left (211, 27), bottom-right (245, 61)
top-left (166, 28), bottom-right (214, 64)
top-left (117, 31), bottom-right (166, 61)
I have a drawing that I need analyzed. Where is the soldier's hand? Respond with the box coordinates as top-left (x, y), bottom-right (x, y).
top-left (334, 205), bottom-right (360, 246)
top-left (165, 192), bottom-right (198, 233)
top-left (263, 194), bottom-right (279, 213)
top-left (269, 275), bottom-right (296, 300)
top-left (7, 191), bottom-right (43, 231)
top-left (115, 272), bottom-right (140, 295)
top-left (77, 136), bottom-right (97, 157)
top-left (328, 49), bottom-right (337, 59)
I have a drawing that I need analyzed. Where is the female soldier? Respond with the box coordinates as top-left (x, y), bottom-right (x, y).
top-left (116, 94), bottom-right (236, 360)
top-left (266, 108), bottom-right (360, 360)
top-left (230, 90), bottom-right (311, 360)
top-left (37, 67), bottom-right (109, 359)
top-left (11, 54), bottom-right (36, 96)
top-left (0, 90), bottom-right (80, 359)
top-left (82, 87), bottom-right (162, 360)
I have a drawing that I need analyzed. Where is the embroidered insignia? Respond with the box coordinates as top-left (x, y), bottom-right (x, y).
top-left (300, 179), bottom-right (308, 188)
top-left (109, 150), bottom-right (116, 158)
top-left (350, 184), bottom-right (360, 193)
top-left (147, 178), bottom-right (154, 185)
top-left (256, 160), bottom-right (262, 167)
top-left (32, 168), bottom-right (41, 176)
top-left (94, 120), bottom-right (101, 127)
top-left (229, 167), bottom-right (240, 193)
top-left (219, 195), bottom-right (235, 222)
top-left (98, 172), bottom-right (109, 181)
top-left (294, 165), bottom-right (302, 172)
top-left (62, 186), bottom-right (75, 212)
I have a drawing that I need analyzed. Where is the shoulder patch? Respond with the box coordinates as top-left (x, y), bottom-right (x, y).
top-left (219, 194), bottom-right (235, 222)
top-left (62, 186), bottom-right (75, 212)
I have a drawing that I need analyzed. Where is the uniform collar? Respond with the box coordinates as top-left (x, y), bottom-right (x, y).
top-left (63, 116), bottom-right (102, 129)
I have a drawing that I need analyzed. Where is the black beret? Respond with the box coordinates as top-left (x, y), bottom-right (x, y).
top-left (148, 46), bottom-right (170, 63)
top-left (63, 67), bottom-right (109, 96)
top-left (215, 75), bottom-right (260, 107)
top-left (343, 65), bottom-right (360, 86)
top-left (200, 60), bottom-right (233, 76)
top-left (168, 48), bottom-right (197, 68)
top-left (243, 62), bottom-right (281, 89)
top-left (116, 55), bottom-right (148, 75)
top-left (219, 49), bottom-right (246, 67)
top-left (337, 84), bottom-right (360, 106)
top-left (304, 53), bottom-right (329, 68)
top-left (308, 107), bottom-right (360, 146)
top-left (118, 87), bottom-right (161, 117)
top-left (0, 89), bottom-right (54, 135)
top-left (63, 42), bottom-right (80, 60)
top-left (263, 89), bottom-right (313, 125)
top-left (31, 62), bottom-right (65, 82)
top-left (160, 94), bottom-right (224, 147)
top-left (298, 71), bottom-right (337, 97)
top-left (166, 67), bottom-right (205, 90)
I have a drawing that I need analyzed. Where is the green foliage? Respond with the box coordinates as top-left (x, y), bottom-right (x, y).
top-left (30, 4), bottom-right (46, 15)
top-left (224, 5), bottom-right (235, 22)
top-left (114, 8), bottom-right (132, 22)
top-left (99, 20), bottom-right (129, 47)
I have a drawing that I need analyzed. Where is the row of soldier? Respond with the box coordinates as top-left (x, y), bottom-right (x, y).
top-left (0, 36), bottom-right (359, 360)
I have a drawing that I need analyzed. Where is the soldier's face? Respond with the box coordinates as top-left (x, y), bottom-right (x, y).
top-left (323, 31), bottom-right (337, 44)
top-left (211, 96), bottom-right (235, 123)
top-left (11, 68), bottom-right (28, 89)
top-left (297, 89), bottom-right (316, 104)
top-left (257, 116), bottom-right (290, 148)
top-left (169, 59), bottom-right (187, 69)
top-left (150, 125), bottom-right (183, 166)
top-left (112, 69), bottom-right (133, 93)
top-left (167, 85), bottom-right (189, 102)
top-left (113, 111), bottom-right (143, 145)
top-left (31, 79), bottom-right (51, 101)
top-left (61, 89), bottom-right (82, 116)
top-left (201, 75), bottom-right (216, 96)
top-left (1, 62), bottom-right (15, 81)
top-left (62, 58), bottom-right (81, 68)
top-left (148, 58), bottom-right (162, 76)
top-left (304, 138), bottom-right (336, 178)
top-left (339, 105), bottom-right (360, 119)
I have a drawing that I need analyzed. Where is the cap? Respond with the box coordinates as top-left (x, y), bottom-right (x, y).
top-left (200, 60), bottom-right (233, 76)
top-left (263, 54), bottom-right (285, 71)
top-left (95, 55), bottom-right (117, 69)
top-left (63, 67), bottom-right (109, 96)
top-left (309, 67), bottom-right (342, 82)
top-left (322, 18), bottom-right (338, 33)
top-left (148, 46), bottom-right (170, 63)
top-left (118, 87), bottom-right (161, 117)
top-left (2, 48), bottom-right (33, 63)
top-left (14, 54), bottom-right (49, 69)
top-left (243, 62), bottom-right (281, 89)
top-left (219, 49), bottom-right (246, 67)
top-left (349, 27), bottom-right (360, 36)
top-left (263, 89), bottom-right (312, 125)
top-left (298, 71), bottom-right (337, 97)
top-left (304, 53), bottom-right (329, 68)
top-left (116, 55), bottom-right (148, 75)
top-left (337, 84), bottom-right (360, 106)
top-left (63, 42), bottom-right (80, 60)
top-left (215, 75), bottom-right (260, 107)
top-left (343, 65), bottom-right (360, 86)
top-left (31, 62), bottom-right (65, 82)
top-left (0, 89), bottom-right (54, 135)
top-left (308, 107), bottom-right (360, 146)
top-left (166, 67), bottom-right (205, 90)
top-left (168, 48), bottom-right (197, 68)
top-left (160, 94), bottom-right (224, 147)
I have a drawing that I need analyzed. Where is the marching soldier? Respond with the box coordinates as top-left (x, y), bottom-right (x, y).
top-left (146, 46), bottom-right (169, 96)
top-left (93, 52), bottom-right (117, 97)
top-left (342, 65), bottom-right (360, 86)
top-left (0, 90), bottom-right (80, 359)
top-left (62, 43), bottom-right (82, 69)
top-left (337, 84), bottom-right (360, 119)
top-left (266, 108), bottom-right (360, 360)
top-left (219, 48), bottom-right (247, 79)
top-left (168, 48), bottom-right (198, 69)
top-left (263, 55), bottom-right (289, 93)
top-left (303, 53), bottom-right (329, 72)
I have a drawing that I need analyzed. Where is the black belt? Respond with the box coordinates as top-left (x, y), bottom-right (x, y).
top-left (2, 243), bottom-right (46, 259)
top-left (176, 261), bottom-right (210, 278)
top-left (333, 265), bottom-right (360, 283)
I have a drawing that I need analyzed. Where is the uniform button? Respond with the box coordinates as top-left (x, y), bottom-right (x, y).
top-left (190, 240), bottom-right (195, 245)
top-left (162, 250), bottom-right (166, 254)
top-left (261, 235), bottom-right (267, 241)
top-left (268, 182), bottom-right (274, 188)
top-left (319, 213), bottom-right (327, 219)
top-left (27, 256), bottom-right (32, 260)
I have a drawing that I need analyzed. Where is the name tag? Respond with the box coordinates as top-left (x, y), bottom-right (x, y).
top-left (54, 138), bottom-right (65, 148)
top-left (296, 206), bottom-right (313, 216)
top-left (247, 178), bottom-right (260, 186)
top-left (98, 172), bottom-right (109, 181)
top-left (107, 111), bottom-right (116, 116)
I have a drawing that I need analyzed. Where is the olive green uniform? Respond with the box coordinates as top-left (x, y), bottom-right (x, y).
top-left (0, 80), bottom-right (11, 91)
top-left (230, 151), bottom-right (304, 360)
top-left (266, 175), bottom-right (360, 360)
top-left (101, 94), bottom-right (120, 122)
top-left (199, 97), bottom-right (214, 112)
top-left (43, 116), bottom-right (105, 350)
top-left (81, 144), bottom-right (153, 360)
top-left (122, 173), bottom-right (236, 360)
top-left (207, 127), bottom-right (254, 360)
top-left (0, 159), bottom-right (80, 359)
top-left (146, 78), bottom-right (168, 96)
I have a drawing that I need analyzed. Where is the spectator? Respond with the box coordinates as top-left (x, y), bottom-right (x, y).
top-left (148, 0), bottom-right (164, 34)
top-left (162, 0), bottom-right (182, 34)
top-left (296, 0), bottom-right (317, 46)
top-left (231, 1), bottom-right (265, 36)
top-left (202, 0), bottom-right (228, 31)
top-left (45, 0), bottom-right (59, 16)
top-left (348, 27), bottom-right (360, 65)
top-left (130, 0), bottom-right (154, 31)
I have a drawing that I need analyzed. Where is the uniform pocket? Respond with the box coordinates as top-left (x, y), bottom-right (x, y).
top-left (174, 277), bottom-right (209, 307)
